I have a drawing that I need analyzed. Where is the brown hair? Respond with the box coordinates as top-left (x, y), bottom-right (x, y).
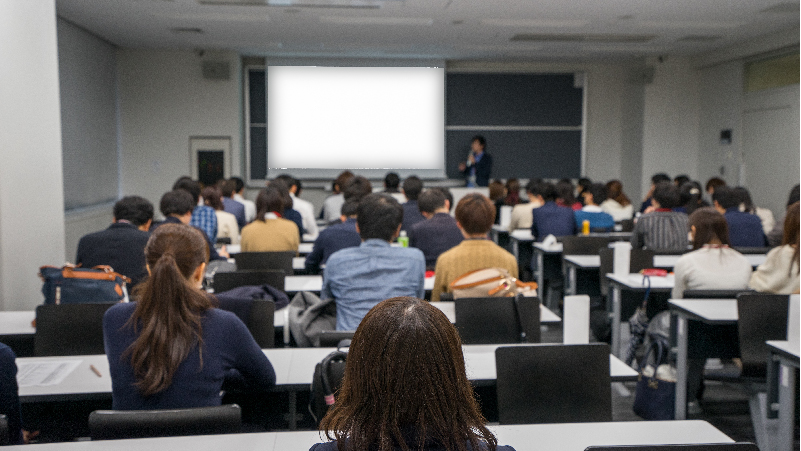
top-left (125, 224), bottom-right (213, 396)
top-left (455, 193), bottom-right (495, 235)
top-left (488, 180), bottom-right (505, 201)
top-left (605, 180), bottom-right (631, 207)
top-left (201, 186), bottom-right (224, 211)
top-left (333, 171), bottom-right (355, 194)
top-left (782, 202), bottom-right (800, 274)
top-left (689, 207), bottom-right (730, 249)
top-left (320, 297), bottom-right (497, 451)
top-left (255, 185), bottom-right (285, 221)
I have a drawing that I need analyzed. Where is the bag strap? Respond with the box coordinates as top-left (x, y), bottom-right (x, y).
top-left (449, 268), bottom-right (507, 290)
top-left (512, 293), bottom-right (532, 343)
top-left (320, 350), bottom-right (348, 406)
top-left (638, 338), bottom-right (666, 372)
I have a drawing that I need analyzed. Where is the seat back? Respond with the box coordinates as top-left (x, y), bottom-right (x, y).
top-left (317, 330), bottom-right (355, 348)
top-left (562, 236), bottom-right (611, 256)
top-left (455, 295), bottom-right (540, 344)
top-left (213, 270), bottom-right (285, 293)
top-left (34, 303), bottom-right (116, 356)
top-left (599, 248), bottom-right (654, 295)
top-left (0, 414), bottom-right (8, 446)
top-left (88, 404), bottom-right (241, 440)
top-left (584, 443), bottom-right (759, 451)
top-left (682, 289), bottom-right (754, 299)
top-left (495, 343), bottom-right (611, 424)
top-left (736, 293), bottom-right (789, 378)
top-left (617, 219), bottom-right (634, 232)
top-left (233, 251), bottom-right (294, 275)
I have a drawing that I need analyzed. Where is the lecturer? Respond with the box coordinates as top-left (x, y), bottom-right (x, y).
top-left (458, 135), bottom-right (493, 187)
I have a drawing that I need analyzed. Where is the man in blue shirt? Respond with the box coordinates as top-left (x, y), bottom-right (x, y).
top-left (713, 187), bottom-right (767, 247)
top-left (322, 194), bottom-right (426, 331)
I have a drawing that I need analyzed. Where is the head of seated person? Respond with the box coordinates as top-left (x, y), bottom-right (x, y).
top-left (160, 189), bottom-right (195, 224)
top-left (343, 176), bottom-right (373, 204)
top-left (256, 184), bottom-right (286, 219)
top-left (532, 181), bottom-right (557, 204)
top-left (402, 176), bottom-right (423, 202)
top-left (172, 176), bottom-right (202, 205)
top-left (582, 183), bottom-right (607, 207)
top-left (650, 181), bottom-right (681, 210)
top-left (417, 189), bottom-right (449, 219)
top-left (267, 179), bottom-right (293, 212)
top-left (455, 193), bottom-right (494, 238)
top-left (712, 186), bottom-right (741, 213)
top-left (114, 195), bottom-right (154, 231)
top-left (688, 207), bottom-right (730, 249)
top-left (318, 296), bottom-right (498, 451)
top-left (383, 172), bottom-right (400, 193)
top-left (201, 186), bottom-right (224, 211)
top-left (356, 193), bottom-right (403, 242)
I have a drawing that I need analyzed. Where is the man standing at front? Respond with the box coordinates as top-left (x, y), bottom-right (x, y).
top-left (322, 193), bottom-right (425, 331)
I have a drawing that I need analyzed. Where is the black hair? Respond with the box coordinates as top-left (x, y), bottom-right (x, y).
top-left (433, 187), bottom-right (454, 212)
top-left (680, 181), bottom-right (707, 214)
top-left (172, 177), bottom-right (201, 204)
top-left (555, 180), bottom-right (576, 205)
top-left (230, 177), bottom-right (245, 193)
top-left (732, 187), bottom-right (755, 213)
top-left (356, 194), bottom-right (403, 242)
top-left (712, 186), bottom-right (741, 210)
top-left (471, 135), bottom-right (486, 148)
top-left (220, 180), bottom-right (236, 198)
top-left (255, 185), bottom-right (286, 219)
top-left (402, 176), bottom-right (423, 201)
top-left (525, 178), bottom-right (543, 194)
top-left (384, 172), bottom-right (400, 191)
top-left (585, 183), bottom-right (607, 205)
top-left (674, 174), bottom-right (690, 187)
top-left (160, 190), bottom-right (195, 217)
top-left (276, 174), bottom-right (298, 191)
top-left (787, 184), bottom-right (800, 208)
top-left (114, 196), bottom-right (154, 226)
top-left (651, 173), bottom-right (671, 185)
top-left (417, 189), bottom-right (447, 214)
top-left (343, 176), bottom-right (373, 203)
top-left (533, 182), bottom-right (558, 202)
top-left (577, 178), bottom-right (592, 193)
top-left (652, 182), bottom-right (681, 209)
top-left (341, 200), bottom-right (359, 217)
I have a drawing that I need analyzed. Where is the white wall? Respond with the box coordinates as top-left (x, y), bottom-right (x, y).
top-left (697, 60), bottom-right (743, 187)
top-left (0, 1), bottom-right (66, 310)
top-left (117, 49), bottom-right (242, 212)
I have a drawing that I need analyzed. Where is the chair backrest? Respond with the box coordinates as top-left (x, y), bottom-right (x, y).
top-left (732, 246), bottom-right (771, 255)
top-left (737, 293), bottom-right (789, 378)
top-left (495, 343), bottom-right (611, 424)
top-left (682, 289), bottom-right (754, 299)
top-left (213, 270), bottom-right (285, 293)
top-left (317, 330), bottom-right (355, 348)
top-left (216, 298), bottom-right (275, 348)
top-left (617, 219), bottom-right (634, 232)
top-left (562, 236), bottom-right (612, 256)
top-left (34, 302), bottom-right (116, 356)
top-left (584, 444), bottom-right (759, 451)
top-left (233, 251), bottom-right (294, 275)
top-left (0, 414), bottom-right (8, 446)
top-left (88, 404), bottom-right (241, 440)
top-left (455, 295), bottom-right (540, 344)
top-left (599, 248), bottom-right (654, 294)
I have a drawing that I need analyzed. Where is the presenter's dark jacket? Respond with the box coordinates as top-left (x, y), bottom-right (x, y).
top-left (305, 218), bottom-right (361, 274)
top-left (724, 208), bottom-right (768, 248)
top-left (0, 343), bottom-right (22, 445)
top-left (76, 222), bottom-right (150, 287)
top-left (409, 213), bottom-right (464, 269)
top-left (461, 152), bottom-right (493, 187)
top-left (530, 201), bottom-right (577, 242)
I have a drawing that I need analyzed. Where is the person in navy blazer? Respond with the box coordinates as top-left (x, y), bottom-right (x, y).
top-left (408, 189), bottom-right (463, 269)
top-left (530, 181), bottom-right (577, 242)
top-left (713, 187), bottom-right (767, 247)
top-left (220, 180), bottom-right (246, 228)
top-left (458, 135), bottom-right (493, 187)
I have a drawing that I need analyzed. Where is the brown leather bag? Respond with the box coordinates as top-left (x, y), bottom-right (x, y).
top-left (449, 268), bottom-right (537, 299)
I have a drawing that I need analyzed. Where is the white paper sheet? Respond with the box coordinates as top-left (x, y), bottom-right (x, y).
top-left (16, 360), bottom-right (82, 387)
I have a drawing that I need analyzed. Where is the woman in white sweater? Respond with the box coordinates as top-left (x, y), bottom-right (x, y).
top-left (750, 202), bottom-right (799, 294)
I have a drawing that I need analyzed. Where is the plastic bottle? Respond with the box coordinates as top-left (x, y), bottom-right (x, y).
top-left (582, 220), bottom-right (590, 235)
top-left (398, 230), bottom-right (409, 247)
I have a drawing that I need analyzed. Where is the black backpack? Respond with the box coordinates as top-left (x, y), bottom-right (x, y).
top-left (309, 350), bottom-right (348, 424)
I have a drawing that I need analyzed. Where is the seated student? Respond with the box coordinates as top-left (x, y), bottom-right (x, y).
top-left (768, 184), bottom-right (800, 246)
top-left (432, 194), bottom-right (517, 302)
top-left (322, 194), bottom-right (425, 331)
top-left (705, 176), bottom-right (726, 200)
top-left (733, 186), bottom-right (775, 235)
top-left (173, 177), bottom-right (217, 242)
top-left (382, 171), bottom-right (406, 203)
top-left (321, 171), bottom-right (354, 224)
top-left (504, 178), bottom-right (521, 206)
top-left (409, 189), bottom-right (463, 269)
top-left (678, 181), bottom-right (709, 215)
top-left (305, 200), bottom-right (362, 274)
top-left (576, 177), bottom-right (592, 206)
top-left (750, 202), bottom-right (800, 294)
top-left (555, 179), bottom-right (582, 211)
top-left (574, 183), bottom-right (615, 232)
top-left (230, 176), bottom-right (256, 224)
top-left (400, 176), bottom-right (426, 232)
top-left (219, 180), bottom-right (246, 230)
top-left (76, 196), bottom-right (153, 287)
top-left (276, 174), bottom-right (319, 241)
top-left (201, 186), bottom-right (239, 245)
top-left (640, 173), bottom-right (671, 213)
top-left (240, 185), bottom-right (300, 253)
top-left (270, 179), bottom-right (305, 238)
top-left (312, 297), bottom-right (515, 451)
top-left (104, 224), bottom-right (276, 409)
top-left (0, 343), bottom-right (22, 444)
top-left (530, 181), bottom-right (576, 242)
top-left (489, 179), bottom-right (507, 225)
top-left (508, 178), bottom-right (543, 231)
top-left (630, 182), bottom-right (689, 251)
top-left (713, 187), bottom-right (767, 248)
top-left (600, 179), bottom-right (634, 221)
top-left (155, 190), bottom-right (228, 260)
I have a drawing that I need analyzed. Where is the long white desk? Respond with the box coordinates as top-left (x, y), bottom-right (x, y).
top-left (2, 420), bottom-right (733, 451)
top-left (606, 273), bottom-right (675, 358)
top-left (765, 340), bottom-right (799, 451)
top-left (284, 274), bottom-right (435, 293)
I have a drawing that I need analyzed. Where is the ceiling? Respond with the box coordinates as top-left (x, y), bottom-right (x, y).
top-left (56, 0), bottom-right (800, 61)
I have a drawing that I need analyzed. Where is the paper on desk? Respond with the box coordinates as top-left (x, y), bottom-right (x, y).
top-left (16, 360), bottom-right (82, 387)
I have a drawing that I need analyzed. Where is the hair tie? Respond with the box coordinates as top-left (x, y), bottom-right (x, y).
top-left (689, 188), bottom-right (700, 195)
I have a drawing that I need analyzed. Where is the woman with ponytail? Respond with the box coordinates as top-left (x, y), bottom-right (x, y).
top-left (103, 223), bottom-right (276, 409)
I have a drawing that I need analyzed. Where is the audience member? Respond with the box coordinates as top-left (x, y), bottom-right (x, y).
top-left (155, 190), bottom-right (228, 260)
top-left (270, 179), bottom-right (304, 237)
top-left (489, 179), bottom-right (506, 224)
top-left (713, 187), bottom-right (767, 247)
top-left (458, 135), bottom-right (492, 187)
top-left (574, 183), bottom-right (615, 232)
top-left (400, 176), bottom-right (426, 232)
top-left (508, 178), bottom-right (543, 231)
top-left (409, 189), bottom-right (463, 269)
top-left (600, 179), bottom-right (634, 221)
top-left (201, 186), bottom-right (239, 245)
top-left (173, 177), bottom-right (217, 242)
top-left (76, 196), bottom-right (153, 287)
top-left (733, 186), bottom-right (775, 235)
top-left (230, 177), bottom-right (256, 223)
top-left (705, 177), bottom-right (726, 197)
top-left (322, 194), bottom-right (425, 331)
top-left (304, 200), bottom-right (361, 274)
top-left (556, 179), bottom-right (582, 211)
top-left (321, 171), bottom-right (354, 224)
top-left (240, 185), bottom-right (300, 253)
top-left (630, 182), bottom-right (689, 251)
top-left (767, 184), bottom-right (800, 246)
top-left (678, 181), bottom-right (709, 215)
top-left (276, 174), bottom-right (319, 241)
top-left (504, 178), bottom-right (521, 206)
top-left (342, 175), bottom-right (373, 205)
top-left (103, 224), bottom-right (276, 409)
top-left (313, 297), bottom-right (514, 451)
top-left (674, 174), bottom-right (690, 187)
top-left (576, 177), bottom-right (593, 206)
top-left (431, 193), bottom-right (517, 302)
top-left (0, 343), bottom-right (22, 444)
top-left (750, 202), bottom-right (800, 294)
top-left (382, 171), bottom-right (406, 203)
top-left (219, 180), bottom-right (246, 229)
top-left (530, 182), bottom-right (576, 242)
top-left (640, 173), bottom-right (671, 213)
top-left (434, 187), bottom-right (455, 214)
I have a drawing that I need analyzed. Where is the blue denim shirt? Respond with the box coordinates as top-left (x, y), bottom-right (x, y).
top-left (322, 239), bottom-right (425, 331)
top-left (190, 205), bottom-right (218, 242)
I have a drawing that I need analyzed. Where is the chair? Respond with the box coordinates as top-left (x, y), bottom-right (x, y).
top-left (213, 269), bottom-right (285, 293)
top-left (0, 414), bottom-right (8, 446)
top-left (317, 330), bottom-right (355, 348)
top-left (736, 293), bottom-right (789, 379)
top-left (598, 247), bottom-right (654, 295)
top-left (34, 302), bottom-right (116, 356)
top-left (88, 404), bottom-right (241, 440)
top-left (233, 251), bottom-right (295, 275)
top-left (454, 295), bottom-right (540, 344)
top-left (562, 236), bottom-right (612, 256)
top-left (216, 298), bottom-right (275, 348)
top-left (617, 219), bottom-right (634, 232)
top-left (584, 444), bottom-right (759, 451)
top-left (495, 343), bottom-right (611, 424)
top-left (682, 289), bottom-right (754, 299)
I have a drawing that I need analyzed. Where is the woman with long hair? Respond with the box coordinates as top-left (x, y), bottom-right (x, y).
top-left (240, 184), bottom-right (300, 252)
top-left (103, 224), bottom-right (276, 409)
top-left (202, 186), bottom-right (239, 245)
top-left (600, 179), bottom-right (633, 221)
top-left (750, 202), bottom-right (800, 294)
top-left (313, 297), bottom-right (515, 451)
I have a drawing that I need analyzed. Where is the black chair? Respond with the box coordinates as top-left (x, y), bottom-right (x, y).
top-left (233, 251), bottom-right (294, 275)
top-left (213, 269), bottom-right (285, 293)
top-left (682, 289), bottom-right (754, 299)
top-left (317, 330), bottom-right (355, 348)
top-left (598, 248), bottom-right (654, 295)
top-left (617, 219), bottom-right (634, 232)
top-left (562, 236), bottom-right (612, 256)
top-left (34, 302), bottom-right (116, 356)
top-left (454, 295), bottom-right (540, 344)
top-left (736, 293), bottom-right (789, 379)
top-left (216, 298), bottom-right (276, 348)
top-left (0, 414), bottom-right (8, 446)
top-left (732, 247), bottom-right (772, 255)
top-left (584, 444), bottom-right (759, 451)
top-left (88, 404), bottom-right (241, 440)
top-left (495, 343), bottom-right (612, 424)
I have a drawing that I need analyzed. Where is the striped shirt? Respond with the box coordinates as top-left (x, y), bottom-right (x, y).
top-left (630, 211), bottom-right (689, 252)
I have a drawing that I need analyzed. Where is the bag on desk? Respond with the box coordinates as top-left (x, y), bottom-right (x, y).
top-left (449, 267), bottom-right (537, 299)
top-left (633, 339), bottom-right (676, 420)
top-left (39, 264), bottom-right (130, 305)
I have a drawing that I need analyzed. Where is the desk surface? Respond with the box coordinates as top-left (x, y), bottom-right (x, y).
top-left (565, 254), bottom-right (766, 270)
top-left (668, 299), bottom-right (738, 324)
top-left (284, 275), bottom-right (435, 292)
top-left (0, 311), bottom-right (36, 336)
top-left (606, 273), bottom-right (675, 289)
top-left (767, 340), bottom-right (800, 363)
top-left (2, 420), bottom-right (732, 451)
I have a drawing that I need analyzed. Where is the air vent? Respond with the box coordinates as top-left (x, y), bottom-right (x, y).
top-left (760, 2), bottom-right (800, 13)
top-left (171, 27), bottom-right (204, 34)
top-left (510, 34), bottom-right (655, 43)
top-left (677, 35), bottom-right (722, 42)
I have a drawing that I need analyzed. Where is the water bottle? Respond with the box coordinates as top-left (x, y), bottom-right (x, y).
top-left (398, 230), bottom-right (409, 247)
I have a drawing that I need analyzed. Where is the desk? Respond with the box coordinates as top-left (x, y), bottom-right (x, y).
top-left (284, 275), bottom-right (435, 294)
top-left (668, 299), bottom-right (738, 420)
top-left (1, 420), bottom-right (732, 451)
top-left (0, 311), bottom-right (36, 336)
top-left (766, 340), bottom-right (799, 451)
top-left (225, 244), bottom-right (314, 257)
top-left (490, 224), bottom-right (510, 245)
top-left (531, 242), bottom-right (562, 308)
top-left (606, 273), bottom-right (674, 358)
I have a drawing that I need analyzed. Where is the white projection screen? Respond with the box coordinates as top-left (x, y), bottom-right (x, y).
top-left (266, 66), bottom-right (445, 179)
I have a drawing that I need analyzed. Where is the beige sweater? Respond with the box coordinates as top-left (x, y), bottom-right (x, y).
top-left (431, 239), bottom-right (518, 302)
top-left (749, 245), bottom-right (800, 294)
top-left (240, 218), bottom-right (299, 253)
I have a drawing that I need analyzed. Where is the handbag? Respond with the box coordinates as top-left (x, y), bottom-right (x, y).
top-left (449, 267), bottom-right (537, 299)
top-left (632, 338), bottom-right (676, 420)
top-left (39, 265), bottom-right (130, 305)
